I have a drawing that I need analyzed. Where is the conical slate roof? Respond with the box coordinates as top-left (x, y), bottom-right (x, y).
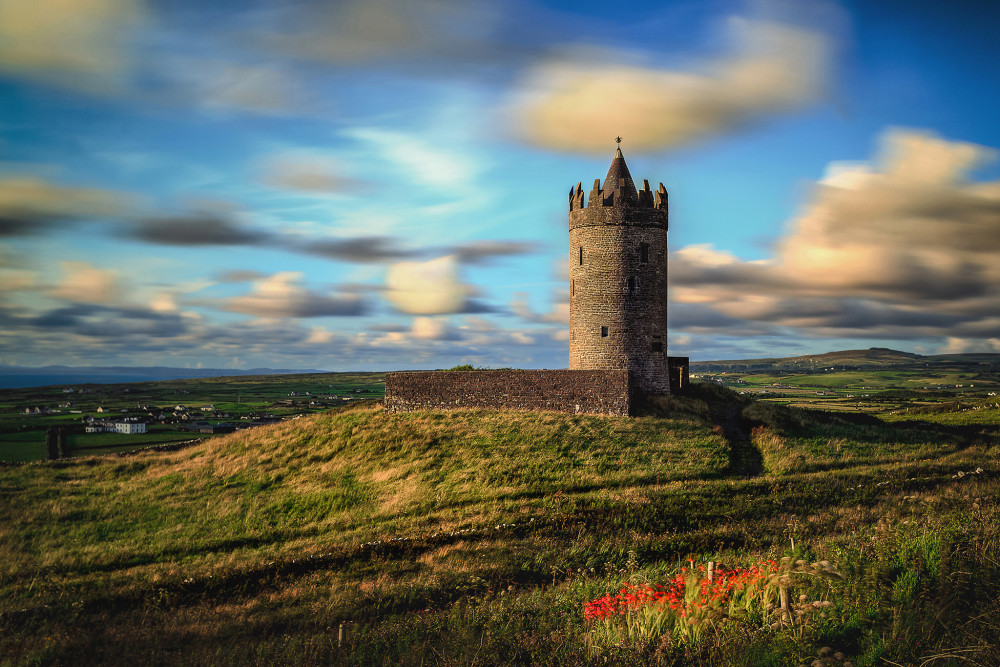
top-left (603, 147), bottom-right (638, 206)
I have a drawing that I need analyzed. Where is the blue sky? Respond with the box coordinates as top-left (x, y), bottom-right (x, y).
top-left (1, 0), bottom-right (999, 369)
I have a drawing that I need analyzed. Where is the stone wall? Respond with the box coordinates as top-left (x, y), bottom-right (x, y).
top-left (569, 222), bottom-right (669, 393)
top-left (384, 370), bottom-right (632, 416)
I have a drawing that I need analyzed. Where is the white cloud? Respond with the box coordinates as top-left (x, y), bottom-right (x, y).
top-left (509, 18), bottom-right (832, 153)
top-left (672, 128), bottom-right (1000, 344)
top-left (385, 255), bottom-right (468, 314)
top-left (411, 316), bottom-right (457, 340)
top-left (149, 293), bottom-right (178, 313)
top-left (305, 326), bottom-right (336, 344)
top-left (51, 261), bottom-right (121, 304)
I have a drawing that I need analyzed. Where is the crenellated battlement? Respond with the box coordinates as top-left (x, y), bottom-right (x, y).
top-left (568, 176), bottom-right (668, 212)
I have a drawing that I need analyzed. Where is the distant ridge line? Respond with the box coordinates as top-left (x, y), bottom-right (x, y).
top-left (692, 347), bottom-right (1000, 370)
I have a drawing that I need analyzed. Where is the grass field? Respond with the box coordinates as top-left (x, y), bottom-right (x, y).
top-left (1, 385), bottom-right (997, 665)
top-left (0, 372), bottom-right (387, 462)
top-left (0, 428), bottom-right (210, 462)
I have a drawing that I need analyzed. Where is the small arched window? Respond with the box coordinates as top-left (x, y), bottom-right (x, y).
top-left (626, 276), bottom-right (636, 293)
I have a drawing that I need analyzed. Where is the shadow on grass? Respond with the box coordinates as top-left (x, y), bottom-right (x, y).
top-left (639, 384), bottom-right (765, 477)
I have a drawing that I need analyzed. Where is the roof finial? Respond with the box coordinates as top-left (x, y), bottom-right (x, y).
top-left (615, 136), bottom-right (622, 146)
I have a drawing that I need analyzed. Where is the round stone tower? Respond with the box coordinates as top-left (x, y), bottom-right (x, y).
top-left (568, 146), bottom-right (671, 394)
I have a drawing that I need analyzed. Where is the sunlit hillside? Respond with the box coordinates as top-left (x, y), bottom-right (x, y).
top-left (2, 386), bottom-right (998, 665)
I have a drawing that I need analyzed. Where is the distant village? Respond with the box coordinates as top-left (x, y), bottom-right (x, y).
top-left (20, 386), bottom-right (378, 436)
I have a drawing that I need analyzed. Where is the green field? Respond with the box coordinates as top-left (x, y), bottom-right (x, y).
top-left (0, 372), bottom-right (386, 462)
top-left (1, 383), bottom-right (997, 665)
top-left (0, 428), bottom-right (210, 462)
top-left (697, 363), bottom-right (1000, 416)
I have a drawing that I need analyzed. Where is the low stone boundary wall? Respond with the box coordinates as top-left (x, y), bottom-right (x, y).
top-left (384, 370), bottom-right (632, 416)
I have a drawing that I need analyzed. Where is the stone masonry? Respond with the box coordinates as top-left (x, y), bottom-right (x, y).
top-left (383, 144), bottom-right (690, 417)
top-left (384, 370), bottom-right (631, 416)
top-left (569, 147), bottom-right (671, 394)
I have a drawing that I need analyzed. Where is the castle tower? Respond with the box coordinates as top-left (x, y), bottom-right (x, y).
top-left (568, 144), bottom-right (671, 394)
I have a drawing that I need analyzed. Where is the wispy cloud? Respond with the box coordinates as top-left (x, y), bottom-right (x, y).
top-left (296, 236), bottom-right (420, 263)
top-left (257, 153), bottom-right (371, 194)
top-left (131, 213), bottom-right (270, 246)
top-left (0, 0), bottom-right (145, 92)
top-left (0, 178), bottom-right (133, 236)
top-left (222, 272), bottom-right (368, 318)
top-left (448, 240), bottom-right (540, 265)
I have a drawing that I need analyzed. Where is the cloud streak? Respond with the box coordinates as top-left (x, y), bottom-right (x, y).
top-left (222, 272), bottom-right (368, 318)
top-left (0, 0), bottom-right (145, 91)
top-left (0, 178), bottom-right (132, 237)
top-left (131, 214), bottom-right (270, 246)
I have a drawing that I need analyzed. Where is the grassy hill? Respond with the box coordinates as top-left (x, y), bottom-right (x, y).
top-left (1, 386), bottom-right (998, 665)
top-left (691, 347), bottom-right (1000, 372)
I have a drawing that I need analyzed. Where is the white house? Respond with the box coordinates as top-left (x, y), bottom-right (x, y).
top-left (114, 422), bottom-right (147, 434)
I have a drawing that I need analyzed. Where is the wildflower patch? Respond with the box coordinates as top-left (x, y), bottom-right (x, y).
top-left (584, 558), bottom-right (844, 652)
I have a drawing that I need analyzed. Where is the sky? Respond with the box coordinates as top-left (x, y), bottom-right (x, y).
top-left (1, 0), bottom-right (999, 370)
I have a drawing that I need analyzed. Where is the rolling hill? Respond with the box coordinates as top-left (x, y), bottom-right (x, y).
top-left (691, 347), bottom-right (1000, 372)
top-left (1, 386), bottom-right (997, 665)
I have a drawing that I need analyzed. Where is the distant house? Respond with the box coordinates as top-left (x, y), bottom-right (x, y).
top-left (86, 420), bottom-right (147, 434)
top-left (97, 406), bottom-right (106, 413)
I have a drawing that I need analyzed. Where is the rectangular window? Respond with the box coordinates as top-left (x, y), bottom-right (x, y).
top-left (600, 326), bottom-right (608, 338)
top-left (627, 276), bottom-right (636, 293)
top-left (579, 246), bottom-right (583, 265)
top-left (640, 242), bottom-right (649, 264)
top-left (651, 342), bottom-right (663, 352)
top-left (571, 279), bottom-right (574, 296)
